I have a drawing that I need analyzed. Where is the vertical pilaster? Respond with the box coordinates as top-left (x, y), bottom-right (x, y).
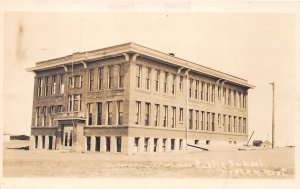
top-left (100, 136), bottom-right (106, 152)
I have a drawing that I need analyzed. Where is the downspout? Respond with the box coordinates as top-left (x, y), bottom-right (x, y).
top-left (185, 69), bottom-right (190, 150)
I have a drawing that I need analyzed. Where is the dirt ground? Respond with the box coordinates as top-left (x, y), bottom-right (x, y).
top-left (3, 140), bottom-right (295, 178)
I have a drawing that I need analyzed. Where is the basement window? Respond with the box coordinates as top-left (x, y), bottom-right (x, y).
top-left (206, 140), bottom-right (210, 145)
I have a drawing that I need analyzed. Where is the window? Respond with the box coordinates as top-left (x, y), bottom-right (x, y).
top-left (162, 138), bottom-right (167, 151)
top-left (68, 94), bottom-right (82, 111)
top-left (201, 111), bottom-right (205, 130)
top-left (49, 106), bottom-right (55, 126)
top-left (154, 138), bottom-right (158, 152)
top-left (42, 106), bottom-right (47, 126)
top-left (146, 67), bottom-right (151, 90)
top-left (189, 79), bottom-right (193, 98)
top-left (179, 108), bottom-right (183, 123)
top-left (135, 101), bottom-right (141, 124)
top-left (155, 69), bottom-right (160, 92)
top-left (233, 91), bottom-right (237, 107)
top-left (136, 64), bottom-right (142, 88)
top-left (163, 105), bottom-right (168, 127)
top-left (117, 101), bottom-right (123, 125)
top-left (154, 104), bottom-right (160, 126)
top-left (218, 114), bottom-right (221, 128)
top-left (107, 102), bottom-right (112, 125)
top-left (35, 136), bottom-right (38, 148)
top-left (57, 105), bottom-right (63, 113)
top-left (144, 138), bottom-right (149, 152)
top-left (171, 74), bottom-right (176, 95)
top-left (164, 72), bottom-right (168, 93)
top-left (179, 76), bottom-right (183, 91)
top-left (195, 110), bottom-right (199, 130)
top-left (195, 140), bottom-right (199, 145)
top-left (195, 80), bottom-right (199, 99)
top-left (228, 115), bottom-right (231, 132)
top-left (238, 92), bottom-right (242, 108)
top-left (206, 83), bottom-right (210, 102)
top-left (108, 66), bottom-right (114, 89)
top-left (88, 69), bottom-right (95, 91)
top-left (218, 86), bottom-right (221, 100)
top-left (59, 75), bottom-right (64, 94)
top-left (228, 89), bottom-right (231, 106)
top-left (233, 116), bottom-right (237, 133)
top-left (95, 137), bottom-right (100, 152)
top-left (116, 136), bottom-right (122, 152)
top-left (171, 107), bottom-right (176, 128)
top-left (37, 78), bottom-right (43, 97)
top-left (98, 67), bottom-right (104, 90)
top-left (243, 118), bottom-right (247, 134)
top-left (44, 77), bottom-right (49, 96)
top-left (201, 82), bottom-right (205, 101)
top-left (134, 137), bottom-right (139, 151)
top-left (171, 139), bottom-right (175, 150)
top-left (118, 64), bottom-right (124, 88)
top-left (223, 115), bottom-right (226, 132)
top-left (42, 136), bottom-right (45, 149)
top-left (86, 136), bottom-right (91, 151)
top-left (106, 136), bottom-right (111, 152)
top-left (212, 85), bottom-right (215, 102)
top-left (35, 107), bottom-right (41, 126)
top-left (51, 76), bottom-right (56, 95)
top-left (145, 103), bottom-right (150, 126)
top-left (223, 88), bottom-right (227, 105)
top-left (69, 75), bottom-right (82, 89)
top-left (189, 109), bottom-right (193, 129)
top-left (243, 93), bottom-right (247, 109)
top-left (238, 117), bottom-right (242, 133)
top-left (179, 139), bottom-right (183, 150)
top-left (97, 102), bottom-right (102, 125)
top-left (212, 113), bottom-right (215, 131)
top-left (206, 112), bottom-right (210, 131)
top-left (87, 103), bottom-right (93, 125)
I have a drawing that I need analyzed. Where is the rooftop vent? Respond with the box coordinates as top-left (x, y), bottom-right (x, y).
top-left (169, 53), bottom-right (175, 57)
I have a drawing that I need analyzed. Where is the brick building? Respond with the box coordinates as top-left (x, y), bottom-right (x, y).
top-left (27, 43), bottom-right (254, 154)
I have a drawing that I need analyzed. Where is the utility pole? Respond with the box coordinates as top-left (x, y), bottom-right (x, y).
top-left (269, 82), bottom-right (275, 149)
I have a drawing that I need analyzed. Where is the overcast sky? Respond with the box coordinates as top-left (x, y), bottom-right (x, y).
top-left (3, 12), bottom-right (297, 146)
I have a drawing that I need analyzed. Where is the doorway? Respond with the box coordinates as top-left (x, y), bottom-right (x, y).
top-left (63, 125), bottom-right (73, 150)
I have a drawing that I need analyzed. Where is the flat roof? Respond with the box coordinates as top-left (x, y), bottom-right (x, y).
top-left (27, 42), bottom-right (255, 89)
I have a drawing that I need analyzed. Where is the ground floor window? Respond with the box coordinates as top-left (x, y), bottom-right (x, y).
top-left (154, 138), bottom-right (158, 152)
top-left (42, 136), bottom-right (45, 149)
top-left (144, 138), bottom-right (149, 152)
top-left (86, 136), bottom-right (91, 151)
top-left (95, 137), bottom-right (100, 152)
top-left (49, 136), bottom-right (53, 149)
top-left (116, 136), bottom-right (121, 153)
top-left (171, 139), bottom-right (175, 150)
top-left (106, 136), bottom-right (111, 152)
top-left (162, 138), bottom-right (167, 151)
top-left (35, 136), bottom-right (38, 148)
top-left (179, 139), bottom-right (183, 150)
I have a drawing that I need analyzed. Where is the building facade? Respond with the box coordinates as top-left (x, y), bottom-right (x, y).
top-left (27, 43), bottom-right (254, 154)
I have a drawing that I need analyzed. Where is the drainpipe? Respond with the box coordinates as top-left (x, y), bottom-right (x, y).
top-left (185, 69), bottom-right (190, 150)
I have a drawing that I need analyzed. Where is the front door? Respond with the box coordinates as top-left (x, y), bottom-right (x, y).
top-left (63, 125), bottom-right (73, 150)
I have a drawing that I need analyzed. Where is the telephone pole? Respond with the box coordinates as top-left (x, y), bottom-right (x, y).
top-left (269, 82), bottom-right (275, 149)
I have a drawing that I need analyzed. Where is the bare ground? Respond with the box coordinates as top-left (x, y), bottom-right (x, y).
top-left (3, 140), bottom-right (295, 178)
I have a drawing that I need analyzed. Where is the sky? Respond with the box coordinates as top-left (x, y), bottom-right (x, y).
top-left (2, 12), bottom-right (297, 146)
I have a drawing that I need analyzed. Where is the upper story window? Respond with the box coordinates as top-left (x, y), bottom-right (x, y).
top-left (108, 66), bottom-right (114, 89)
top-left (206, 83), bottom-right (210, 102)
top-left (118, 64), bottom-right (125, 88)
top-left (117, 101), bottom-right (124, 125)
top-left (51, 76), bottom-right (56, 95)
top-left (37, 78), bottom-right (43, 97)
top-left (145, 102), bottom-right (150, 126)
top-left (135, 101), bottom-right (141, 124)
top-left (59, 75), bottom-right (64, 94)
top-left (98, 67), bottom-right (104, 90)
top-left (212, 85), bottom-right (215, 103)
top-left (68, 94), bottom-right (82, 111)
top-left (163, 72), bottom-right (168, 93)
top-left (171, 74), bottom-right (176, 95)
top-left (69, 75), bottom-right (82, 89)
top-left (179, 76), bottom-right (183, 91)
top-left (243, 93), bottom-right (247, 109)
top-left (217, 86), bottom-right (221, 100)
top-left (88, 69), bottom-right (95, 91)
top-left (195, 80), bottom-right (199, 99)
top-left (107, 102), bottom-right (113, 125)
top-left (189, 79), bottom-right (193, 98)
top-left (223, 87), bottom-right (227, 105)
top-left (146, 67), bottom-right (151, 90)
top-left (44, 77), bottom-right (49, 96)
top-left (155, 69), bottom-right (160, 92)
top-left (179, 108), bottom-right (183, 123)
top-left (136, 65), bottom-right (142, 88)
top-left (233, 90), bottom-right (237, 107)
top-left (228, 89), bottom-right (231, 106)
top-left (201, 82), bottom-right (205, 101)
